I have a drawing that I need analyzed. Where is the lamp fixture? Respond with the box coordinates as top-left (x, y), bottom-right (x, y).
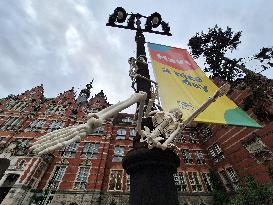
top-left (106, 7), bottom-right (172, 36)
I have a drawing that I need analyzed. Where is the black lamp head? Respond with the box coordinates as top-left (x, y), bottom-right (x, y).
top-left (150, 12), bottom-right (162, 28)
top-left (114, 7), bottom-right (127, 23)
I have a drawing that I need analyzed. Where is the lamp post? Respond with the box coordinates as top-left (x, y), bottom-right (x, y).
top-left (106, 8), bottom-right (180, 205)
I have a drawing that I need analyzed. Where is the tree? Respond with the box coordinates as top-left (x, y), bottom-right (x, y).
top-left (208, 169), bottom-right (230, 205)
top-left (228, 176), bottom-right (272, 205)
top-left (188, 25), bottom-right (273, 121)
top-left (188, 25), bottom-right (242, 82)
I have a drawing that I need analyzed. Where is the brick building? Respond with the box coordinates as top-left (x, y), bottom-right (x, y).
top-left (0, 79), bottom-right (272, 205)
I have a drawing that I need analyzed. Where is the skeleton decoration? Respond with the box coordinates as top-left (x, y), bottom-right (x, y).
top-left (30, 57), bottom-right (230, 155)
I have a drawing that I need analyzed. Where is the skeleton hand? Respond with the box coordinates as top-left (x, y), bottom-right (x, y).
top-left (30, 116), bottom-right (103, 155)
top-left (30, 92), bottom-right (147, 155)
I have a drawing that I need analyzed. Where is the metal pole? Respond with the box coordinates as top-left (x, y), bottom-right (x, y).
top-left (122, 30), bottom-right (180, 205)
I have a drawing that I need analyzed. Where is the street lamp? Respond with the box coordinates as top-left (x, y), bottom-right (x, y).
top-left (106, 7), bottom-right (179, 205)
top-left (106, 7), bottom-right (171, 36)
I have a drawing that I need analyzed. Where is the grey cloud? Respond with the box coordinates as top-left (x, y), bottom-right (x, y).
top-left (0, 0), bottom-right (272, 110)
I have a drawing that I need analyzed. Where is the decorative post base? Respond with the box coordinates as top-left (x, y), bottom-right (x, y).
top-left (123, 147), bottom-right (180, 205)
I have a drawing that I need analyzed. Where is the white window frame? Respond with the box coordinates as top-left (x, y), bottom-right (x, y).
top-left (208, 144), bottom-right (224, 163)
top-left (195, 150), bottom-right (206, 164)
top-left (201, 172), bottom-right (213, 192)
top-left (113, 146), bottom-right (125, 162)
top-left (81, 142), bottom-right (100, 159)
top-left (108, 169), bottom-right (124, 192)
top-left (74, 166), bottom-right (90, 190)
top-left (129, 128), bottom-right (136, 140)
top-left (174, 172), bottom-right (189, 192)
top-left (116, 128), bottom-right (126, 140)
top-left (187, 172), bottom-right (203, 192)
top-left (182, 149), bottom-right (193, 164)
top-left (61, 141), bottom-right (80, 158)
top-left (47, 165), bottom-right (66, 190)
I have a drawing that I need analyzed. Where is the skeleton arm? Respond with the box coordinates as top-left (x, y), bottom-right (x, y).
top-left (30, 92), bottom-right (147, 155)
top-left (162, 83), bottom-right (231, 148)
top-left (141, 83), bottom-right (231, 150)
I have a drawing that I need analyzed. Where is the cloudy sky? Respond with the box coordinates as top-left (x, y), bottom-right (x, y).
top-left (0, 0), bottom-right (272, 111)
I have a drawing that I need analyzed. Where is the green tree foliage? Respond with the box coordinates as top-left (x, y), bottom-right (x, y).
top-left (228, 177), bottom-right (272, 205)
top-left (188, 25), bottom-right (242, 82)
top-left (208, 169), bottom-right (230, 205)
top-left (188, 25), bottom-right (273, 82)
top-left (188, 25), bottom-right (273, 121)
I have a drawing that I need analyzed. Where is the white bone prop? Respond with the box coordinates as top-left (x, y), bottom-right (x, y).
top-left (30, 92), bottom-right (147, 155)
top-left (140, 83), bottom-right (230, 150)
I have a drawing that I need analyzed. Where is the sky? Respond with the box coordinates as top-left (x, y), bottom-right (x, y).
top-left (0, 0), bottom-right (272, 112)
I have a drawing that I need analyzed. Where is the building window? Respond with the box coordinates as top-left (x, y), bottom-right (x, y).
top-left (208, 144), bottom-right (224, 163)
top-left (0, 137), bottom-right (7, 143)
top-left (201, 173), bottom-right (213, 192)
top-left (176, 133), bottom-right (186, 143)
top-left (129, 129), bottom-right (136, 140)
top-left (226, 167), bottom-right (240, 190)
top-left (195, 150), bottom-right (205, 164)
top-left (14, 138), bottom-right (32, 156)
top-left (189, 131), bottom-right (199, 144)
top-left (243, 135), bottom-right (273, 163)
top-left (116, 128), bottom-right (126, 140)
top-left (219, 168), bottom-right (239, 192)
top-left (60, 141), bottom-right (80, 158)
top-left (74, 166), bottom-right (90, 190)
top-left (5, 99), bottom-right (17, 110)
top-left (48, 166), bottom-right (66, 190)
top-left (81, 142), bottom-right (100, 159)
top-left (90, 126), bottom-right (104, 135)
top-left (126, 174), bottom-right (130, 192)
top-left (188, 172), bottom-right (203, 192)
top-left (25, 119), bottom-right (46, 132)
top-left (174, 172), bottom-right (188, 192)
top-left (18, 159), bottom-right (26, 169)
top-left (182, 149), bottom-right (193, 164)
top-left (122, 117), bottom-right (135, 123)
top-left (1, 117), bottom-right (22, 130)
top-left (199, 127), bottom-right (213, 142)
top-left (108, 170), bottom-right (123, 191)
top-left (47, 121), bottom-right (64, 133)
top-left (113, 146), bottom-right (125, 162)
top-left (46, 105), bottom-right (66, 115)
top-left (6, 101), bottom-right (28, 112)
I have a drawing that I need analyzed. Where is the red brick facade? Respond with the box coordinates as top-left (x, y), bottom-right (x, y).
top-left (0, 82), bottom-right (272, 205)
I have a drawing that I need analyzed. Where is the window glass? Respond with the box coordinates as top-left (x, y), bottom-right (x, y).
top-left (116, 128), bottom-right (126, 140)
top-left (74, 167), bottom-right (90, 190)
top-left (60, 142), bottom-right (80, 158)
top-left (187, 172), bottom-right (203, 192)
top-left (108, 170), bottom-right (123, 191)
top-left (48, 166), bottom-right (66, 190)
top-left (174, 172), bottom-right (188, 192)
top-left (81, 142), bottom-right (100, 159)
top-left (113, 146), bottom-right (125, 162)
top-left (182, 149), bottom-right (193, 164)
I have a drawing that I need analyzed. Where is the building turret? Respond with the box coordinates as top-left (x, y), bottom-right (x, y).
top-left (76, 80), bottom-right (93, 106)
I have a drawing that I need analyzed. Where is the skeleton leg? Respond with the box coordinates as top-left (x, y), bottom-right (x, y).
top-left (161, 124), bottom-right (185, 149)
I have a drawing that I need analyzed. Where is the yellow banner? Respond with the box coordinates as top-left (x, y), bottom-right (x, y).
top-left (148, 43), bottom-right (261, 128)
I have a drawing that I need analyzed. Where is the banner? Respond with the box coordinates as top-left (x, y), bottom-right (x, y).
top-left (148, 42), bottom-right (261, 128)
